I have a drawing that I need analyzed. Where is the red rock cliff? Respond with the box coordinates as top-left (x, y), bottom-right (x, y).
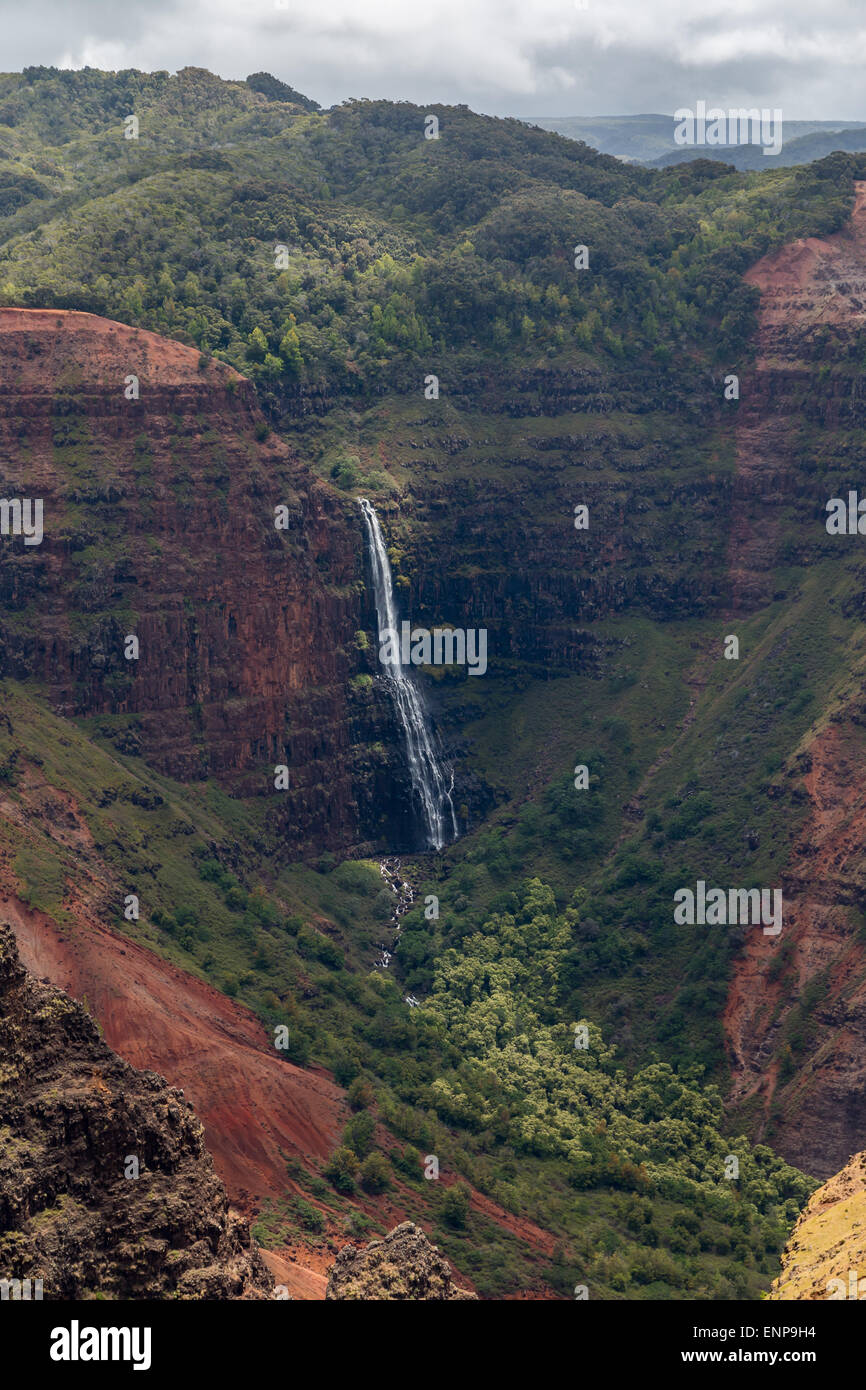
top-left (0, 309), bottom-right (380, 851)
top-left (725, 183), bottom-right (866, 1175)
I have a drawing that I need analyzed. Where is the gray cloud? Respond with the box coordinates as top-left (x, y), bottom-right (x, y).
top-left (0, 0), bottom-right (864, 118)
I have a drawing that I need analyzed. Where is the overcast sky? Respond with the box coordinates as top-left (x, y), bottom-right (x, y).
top-left (2, 0), bottom-right (866, 120)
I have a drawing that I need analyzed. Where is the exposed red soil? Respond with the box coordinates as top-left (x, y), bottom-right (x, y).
top-left (2, 849), bottom-right (557, 1295)
top-left (723, 183), bottom-right (866, 1172)
top-left (259, 1248), bottom-right (328, 1301)
top-left (745, 183), bottom-right (866, 349)
top-left (6, 890), bottom-right (345, 1202)
top-left (0, 308), bottom-right (242, 387)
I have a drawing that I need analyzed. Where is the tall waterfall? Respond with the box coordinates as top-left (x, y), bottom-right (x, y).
top-left (358, 498), bottom-right (458, 851)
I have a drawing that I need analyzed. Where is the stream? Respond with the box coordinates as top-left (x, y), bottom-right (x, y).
top-left (373, 857), bottom-right (421, 1006)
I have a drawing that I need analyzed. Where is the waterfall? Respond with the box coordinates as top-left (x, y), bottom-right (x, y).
top-left (358, 498), bottom-right (458, 851)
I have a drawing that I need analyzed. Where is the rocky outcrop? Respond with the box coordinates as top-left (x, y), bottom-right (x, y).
top-left (326, 1221), bottom-right (476, 1300)
top-left (769, 1150), bottom-right (866, 1300)
top-left (0, 921), bottom-right (272, 1299)
top-left (6, 890), bottom-right (345, 1206)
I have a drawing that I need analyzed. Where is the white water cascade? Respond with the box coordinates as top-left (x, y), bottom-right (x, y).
top-left (358, 498), bottom-right (458, 851)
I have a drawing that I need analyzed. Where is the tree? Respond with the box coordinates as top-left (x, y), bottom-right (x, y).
top-left (247, 326), bottom-right (268, 362)
top-left (283, 1031), bottom-right (311, 1066)
top-left (182, 271), bottom-right (201, 305)
top-left (359, 1152), bottom-right (391, 1193)
top-left (324, 1146), bottom-right (359, 1194)
top-left (262, 352), bottom-right (284, 378)
top-left (279, 317), bottom-right (304, 377)
top-left (347, 1075), bottom-right (376, 1111)
top-left (332, 1054), bottom-right (361, 1087)
top-left (440, 1183), bottom-right (471, 1228)
top-left (246, 72), bottom-right (320, 111)
top-left (331, 454), bottom-right (361, 489)
top-left (342, 1110), bottom-right (375, 1158)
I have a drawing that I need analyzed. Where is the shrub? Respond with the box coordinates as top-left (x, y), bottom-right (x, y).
top-left (343, 1209), bottom-right (375, 1239)
top-left (359, 1152), bottom-right (391, 1194)
top-left (294, 1198), bottom-right (326, 1234)
top-left (389, 1144), bottom-right (422, 1180)
top-left (316, 937), bottom-right (345, 969)
top-left (331, 860), bottom-right (380, 896)
top-left (440, 1182), bottom-right (471, 1229)
top-left (333, 1055), bottom-right (361, 1087)
top-left (283, 1031), bottom-right (312, 1066)
top-left (347, 1076), bottom-right (376, 1111)
top-left (324, 1146), bottom-right (360, 1194)
top-left (342, 1111), bottom-right (376, 1158)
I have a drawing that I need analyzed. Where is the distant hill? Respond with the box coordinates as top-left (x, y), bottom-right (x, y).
top-left (648, 125), bottom-right (866, 171)
top-left (523, 113), bottom-right (866, 168)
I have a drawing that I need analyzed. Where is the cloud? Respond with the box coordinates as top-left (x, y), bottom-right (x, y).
top-left (2, 0), bottom-right (866, 118)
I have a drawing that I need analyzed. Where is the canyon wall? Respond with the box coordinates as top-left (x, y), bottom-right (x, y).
top-left (0, 309), bottom-right (418, 852)
top-left (725, 182), bottom-right (866, 1174)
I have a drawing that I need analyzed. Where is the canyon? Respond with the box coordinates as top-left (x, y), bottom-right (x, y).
top-left (0, 309), bottom-right (558, 1295)
top-left (3, 67), bottom-right (866, 1300)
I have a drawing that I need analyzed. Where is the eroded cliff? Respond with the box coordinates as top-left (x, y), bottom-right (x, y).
top-left (0, 921), bottom-right (272, 1299)
top-left (725, 181), bottom-right (866, 1174)
top-left (0, 309), bottom-right (421, 852)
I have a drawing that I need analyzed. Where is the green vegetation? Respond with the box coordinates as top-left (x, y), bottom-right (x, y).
top-left (1, 65), bottom-right (857, 1298)
top-left (0, 680), bottom-right (814, 1296)
top-left (0, 67), bottom-right (858, 398)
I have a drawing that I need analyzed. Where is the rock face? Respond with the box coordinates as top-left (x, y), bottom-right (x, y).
top-left (770, 1150), bottom-right (866, 1300)
top-left (724, 182), bottom-right (866, 1176)
top-left (0, 308), bottom-right (420, 852)
top-left (380, 365), bottom-right (727, 675)
top-left (0, 921), bottom-right (272, 1299)
top-left (325, 1221), bottom-right (476, 1300)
